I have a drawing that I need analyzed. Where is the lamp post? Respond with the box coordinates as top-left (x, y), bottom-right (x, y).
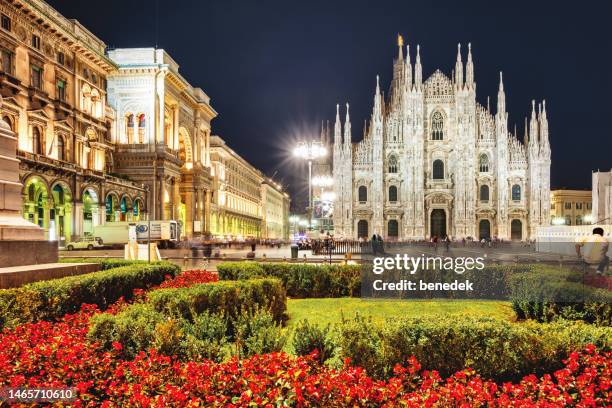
top-left (293, 140), bottom-right (327, 231)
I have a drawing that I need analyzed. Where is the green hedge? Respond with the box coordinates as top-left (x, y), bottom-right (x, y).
top-left (147, 277), bottom-right (287, 323)
top-left (217, 262), bottom-right (360, 298)
top-left (509, 266), bottom-right (612, 326)
top-left (60, 258), bottom-right (152, 270)
top-left (334, 314), bottom-right (612, 381)
top-left (89, 279), bottom-right (287, 359)
top-left (0, 261), bottom-right (180, 329)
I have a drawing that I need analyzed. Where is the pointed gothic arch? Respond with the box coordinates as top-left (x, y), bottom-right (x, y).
top-left (431, 111), bottom-right (444, 140)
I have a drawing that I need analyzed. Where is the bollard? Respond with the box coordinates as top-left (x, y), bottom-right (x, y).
top-left (183, 255), bottom-right (188, 267)
top-left (303, 253), bottom-right (307, 262)
top-left (283, 256), bottom-right (287, 262)
top-left (262, 254), bottom-right (267, 261)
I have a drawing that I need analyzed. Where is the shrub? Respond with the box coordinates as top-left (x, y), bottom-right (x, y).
top-left (4, 307), bottom-right (610, 406)
top-left (235, 308), bottom-right (287, 358)
top-left (292, 320), bottom-right (335, 363)
top-left (217, 262), bottom-right (361, 297)
top-left (335, 314), bottom-right (612, 381)
top-left (509, 266), bottom-right (612, 326)
top-left (147, 278), bottom-right (287, 324)
top-left (0, 262), bottom-right (180, 329)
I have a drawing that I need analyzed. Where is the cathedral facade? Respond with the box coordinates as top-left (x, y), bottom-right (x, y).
top-left (332, 41), bottom-right (551, 241)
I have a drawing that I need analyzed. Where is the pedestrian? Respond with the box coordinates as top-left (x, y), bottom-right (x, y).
top-left (576, 227), bottom-right (610, 275)
top-left (444, 235), bottom-right (450, 252)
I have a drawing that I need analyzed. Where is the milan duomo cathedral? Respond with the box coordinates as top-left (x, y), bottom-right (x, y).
top-left (329, 39), bottom-right (551, 241)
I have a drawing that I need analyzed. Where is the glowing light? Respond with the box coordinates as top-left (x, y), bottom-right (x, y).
top-left (583, 215), bottom-right (594, 224)
top-left (321, 191), bottom-right (336, 202)
top-left (293, 140), bottom-right (327, 160)
top-left (312, 175), bottom-right (333, 187)
top-left (552, 217), bottom-right (566, 225)
top-left (397, 34), bottom-right (404, 47)
top-left (185, 162), bottom-right (193, 170)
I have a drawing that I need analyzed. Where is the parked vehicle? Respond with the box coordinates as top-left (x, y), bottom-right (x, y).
top-left (65, 236), bottom-right (103, 251)
top-left (92, 220), bottom-right (180, 248)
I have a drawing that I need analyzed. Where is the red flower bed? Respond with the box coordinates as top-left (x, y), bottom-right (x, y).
top-left (157, 269), bottom-right (218, 289)
top-left (0, 305), bottom-right (610, 407)
top-left (133, 269), bottom-right (219, 301)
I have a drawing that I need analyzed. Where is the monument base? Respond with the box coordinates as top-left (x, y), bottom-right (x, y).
top-left (0, 240), bottom-right (58, 268)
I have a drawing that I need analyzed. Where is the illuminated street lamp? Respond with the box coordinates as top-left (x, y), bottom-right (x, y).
top-left (312, 175), bottom-right (334, 188)
top-left (293, 140), bottom-right (327, 229)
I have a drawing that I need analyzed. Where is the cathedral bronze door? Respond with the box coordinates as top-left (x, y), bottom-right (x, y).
top-left (511, 219), bottom-right (522, 240)
top-left (430, 209), bottom-right (446, 238)
top-left (479, 219), bottom-right (491, 240)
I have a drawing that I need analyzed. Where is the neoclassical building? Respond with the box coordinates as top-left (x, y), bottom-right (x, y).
top-left (0, 0), bottom-right (145, 245)
top-left (208, 135), bottom-right (290, 240)
top-left (332, 40), bottom-right (551, 241)
top-left (106, 48), bottom-right (216, 238)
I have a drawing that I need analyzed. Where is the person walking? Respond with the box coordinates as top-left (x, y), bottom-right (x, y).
top-left (576, 227), bottom-right (610, 275)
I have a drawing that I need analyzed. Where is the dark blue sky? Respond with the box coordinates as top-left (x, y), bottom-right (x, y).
top-left (48, 0), bottom-right (612, 209)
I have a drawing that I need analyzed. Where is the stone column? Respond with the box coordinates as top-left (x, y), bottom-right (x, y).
top-left (0, 98), bottom-right (57, 267)
top-left (204, 189), bottom-right (211, 234)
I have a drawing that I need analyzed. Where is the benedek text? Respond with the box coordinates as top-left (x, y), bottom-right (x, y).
top-left (373, 279), bottom-right (474, 291)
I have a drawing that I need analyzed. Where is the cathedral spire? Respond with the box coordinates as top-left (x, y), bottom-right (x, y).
top-left (497, 71), bottom-right (506, 115)
top-left (524, 117), bottom-right (529, 145)
top-left (414, 45), bottom-right (422, 89)
top-left (334, 103), bottom-right (342, 145)
top-left (539, 100), bottom-right (549, 155)
top-left (344, 103), bottom-right (351, 147)
top-left (404, 44), bottom-right (412, 90)
top-left (373, 75), bottom-right (383, 120)
top-left (455, 43), bottom-right (463, 87)
top-left (529, 100), bottom-right (539, 148)
top-left (466, 42), bottom-right (474, 88)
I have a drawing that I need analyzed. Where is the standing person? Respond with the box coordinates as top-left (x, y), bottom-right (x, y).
top-left (377, 234), bottom-right (384, 254)
top-left (371, 234), bottom-right (378, 255)
top-left (444, 235), bottom-right (451, 252)
top-left (576, 227), bottom-right (610, 275)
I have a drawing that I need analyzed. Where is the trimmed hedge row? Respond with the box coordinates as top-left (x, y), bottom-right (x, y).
top-left (0, 261), bottom-right (180, 329)
top-left (334, 314), bottom-right (612, 381)
top-left (60, 258), bottom-right (152, 270)
top-left (89, 278), bottom-right (287, 359)
top-left (509, 267), bottom-right (612, 326)
top-left (217, 262), bottom-right (360, 297)
top-left (147, 277), bottom-right (286, 323)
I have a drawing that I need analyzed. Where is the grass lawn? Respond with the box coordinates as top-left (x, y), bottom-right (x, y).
top-left (286, 298), bottom-right (514, 330)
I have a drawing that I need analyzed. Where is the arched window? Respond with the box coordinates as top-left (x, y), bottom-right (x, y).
top-left (90, 89), bottom-right (101, 118)
top-left (479, 154), bottom-right (489, 172)
top-left (57, 135), bottom-right (65, 161)
top-left (388, 220), bottom-right (399, 238)
top-left (480, 185), bottom-right (489, 202)
top-left (388, 155), bottom-right (398, 173)
top-left (126, 114), bottom-right (134, 144)
top-left (138, 114), bottom-right (146, 144)
top-left (81, 84), bottom-right (91, 114)
top-left (511, 184), bottom-right (521, 201)
top-left (432, 159), bottom-right (444, 180)
top-left (357, 220), bottom-right (368, 238)
top-left (388, 185), bottom-right (398, 202)
top-left (2, 115), bottom-right (13, 131)
top-left (431, 111), bottom-right (444, 140)
top-left (358, 185), bottom-right (367, 202)
top-left (32, 127), bottom-right (43, 155)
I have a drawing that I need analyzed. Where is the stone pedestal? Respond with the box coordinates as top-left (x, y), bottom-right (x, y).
top-left (0, 100), bottom-right (57, 267)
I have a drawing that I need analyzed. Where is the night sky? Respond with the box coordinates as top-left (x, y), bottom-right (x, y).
top-left (48, 0), bottom-right (612, 210)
